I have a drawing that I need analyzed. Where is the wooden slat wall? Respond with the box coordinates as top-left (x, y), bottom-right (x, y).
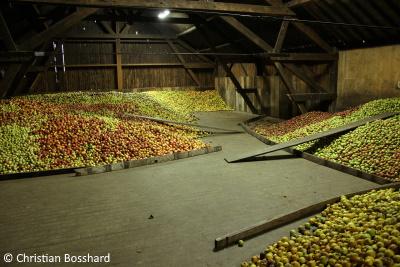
top-left (124, 68), bottom-right (213, 89)
top-left (31, 41), bottom-right (214, 92)
top-left (215, 63), bottom-right (331, 118)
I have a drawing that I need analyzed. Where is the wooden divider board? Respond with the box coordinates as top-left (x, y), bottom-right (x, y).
top-left (214, 182), bottom-right (400, 251)
top-left (125, 113), bottom-right (244, 134)
top-left (225, 112), bottom-right (399, 163)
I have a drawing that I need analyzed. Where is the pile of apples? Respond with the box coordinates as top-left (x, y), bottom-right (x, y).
top-left (315, 116), bottom-right (400, 180)
top-left (0, 90), bottom-right (230, 174)
top-left (252, 112), bottom-right (334, 138)
top-left (251, 98), bottom-right (400, 180)
top-left (242, 188), bottom-right (400, 267)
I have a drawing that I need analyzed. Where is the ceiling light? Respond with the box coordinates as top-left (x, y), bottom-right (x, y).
top-left (158, 10), bottom-right (170, 20)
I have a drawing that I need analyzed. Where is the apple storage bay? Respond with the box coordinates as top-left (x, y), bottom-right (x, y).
top-left (1, 1), bottom-right (400, 267)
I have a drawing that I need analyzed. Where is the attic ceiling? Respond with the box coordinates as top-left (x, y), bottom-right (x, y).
top-left (1, 0), bottom-right (400, 53)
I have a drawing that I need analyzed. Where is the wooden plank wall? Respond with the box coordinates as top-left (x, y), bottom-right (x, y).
top-left (215, 63), bottom-right (330, 118)
top-left (337, 44), bottom-right (400, 110)
top-left (30, 41), bottom-right (214, 92)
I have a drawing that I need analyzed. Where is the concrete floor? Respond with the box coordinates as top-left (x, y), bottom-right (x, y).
top-left (0, 111), bottom-right (377, 267)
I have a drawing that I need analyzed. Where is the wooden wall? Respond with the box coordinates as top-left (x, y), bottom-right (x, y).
top-left (30, 40), bottom-right (214, 92)
top-left (337, 45), bottom-right (400, 110)
top-left (215, 63), bottom-right (331, 118)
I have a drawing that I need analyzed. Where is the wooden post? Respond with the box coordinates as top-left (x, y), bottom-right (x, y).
top-left (115, 38), bottom-right (123, 91)
top-left (329, 57), bottom-right (338, 112)
top-left (115, 22), bottom-right (123, 91)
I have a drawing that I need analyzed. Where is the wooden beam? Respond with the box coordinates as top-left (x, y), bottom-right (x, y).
top-left (29, 62), bottom-right (215, 70)
top-left (87, 15), bottom-right (194, 24)
top-left (268, 53), bottom-right (337, 62)
top-left (63, 34), bottom-right (176, 40)
top-left (274, 20), bottom-right (289, 52)
top-left (177, 26), bottom-right (196, 37)
top-left (274, 62), bottom-right (307, 114)
top-left (328, 58), bottom-right (338, 112)
top-left (120, 23), bottom-right (131, 34)
top-left (286, 0), bottom-right (312, 8)
top-left (167, 40), bottom-right (201, 86)
top-left (99, 21), bottom-right (115, 34)
top-left (291, 22), bottom-right (333, 53)
top-left (115, 38), bottom-right (123, 91)
top-left (0, 10), bottom-right (17, 50)
top-left (20, 8), bottom-right (99, 50)
top-left (13, 0), bottom-right (295, 16)
top-left (283, 63), bottom-right (328, 92)
top-left (221, 16), bottom-right (273, 52)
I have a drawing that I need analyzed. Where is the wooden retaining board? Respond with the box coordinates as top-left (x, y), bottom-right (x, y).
top-left (0, 167), bottom-right (76, 181)
top-left (214, 182), bottom-right (400, 251)
top-left (239, 122), bottom-right (391, 185)
top-left (74, 145), bottom-right (222, 176)
top-left (226, 112), bottom-right (398, 163)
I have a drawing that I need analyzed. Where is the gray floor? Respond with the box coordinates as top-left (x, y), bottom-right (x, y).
top-left (0, 111), bottom-right (377, 267)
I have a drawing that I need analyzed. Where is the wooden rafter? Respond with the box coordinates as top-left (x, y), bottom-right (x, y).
top-left (13, 0), bottom-right (295, 16)
top-left (20, 7), bottom-right (99, 50)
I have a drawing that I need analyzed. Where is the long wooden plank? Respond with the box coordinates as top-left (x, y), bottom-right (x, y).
top-left (125, 114), bottom-right (243, 134)
top-left (215, 182), bottom-right (400, 251)
top-left (21, 7), bottom-right (98, 50)
top-left (225, 112), bottom-right (398, 163)
top-left (13, 0), bottom-right (294, 16)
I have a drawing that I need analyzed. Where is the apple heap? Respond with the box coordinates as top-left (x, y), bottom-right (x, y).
top-left (242, 188), bottom-right (400, 267)
top-left (1, 90), bottom-right (228, 174)
top-left (251, 98), bottom-right (400, 179)
top-left (314, 115), bottom-right (400, 181)
top-left (251, 112), bottom-right (334, 138)
top-left (0, 124), bottom-right (40, 173)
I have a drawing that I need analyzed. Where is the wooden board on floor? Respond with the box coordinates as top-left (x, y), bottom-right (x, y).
top-left (214, 182), bottom-right (400, 251)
